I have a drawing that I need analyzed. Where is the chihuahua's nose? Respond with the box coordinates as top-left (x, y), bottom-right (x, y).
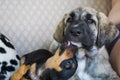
top-left (70, 27), bottom-right (81, 36)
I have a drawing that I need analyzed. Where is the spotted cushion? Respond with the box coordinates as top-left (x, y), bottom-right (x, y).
top-left (0, 0), bottom-right (111, 56)
top-left (0, 33), bottom-right (20, 80)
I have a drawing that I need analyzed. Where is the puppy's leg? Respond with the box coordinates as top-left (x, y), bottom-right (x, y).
top-left (10, 64), bottom-right (30, 80)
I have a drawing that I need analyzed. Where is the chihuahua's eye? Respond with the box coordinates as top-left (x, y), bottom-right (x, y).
top-left (64, 60), bottom-right (73, 70)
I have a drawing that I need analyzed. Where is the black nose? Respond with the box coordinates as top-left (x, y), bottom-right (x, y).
top-left (70, 27), bottom-right (81, 36)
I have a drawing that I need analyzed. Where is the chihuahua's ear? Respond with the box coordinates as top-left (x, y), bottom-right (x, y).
top-left (53, 14), bottom-right (68, 43)
top-left (96, 12), bottom-right (118, 48)
top-left (20, 57), bottom-right (26, 65)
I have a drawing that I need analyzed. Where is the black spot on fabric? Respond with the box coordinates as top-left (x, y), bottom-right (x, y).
top-left (16, 55), bottom-right (20, 60)
top-left (0, 34), bottom-right (15, 49)
top-left (2, 61), bottom-right (7, 65)
top-left (0, 47), bottom-right (6, 53)
top-left (6, 66), bottom-right (15, 72)
top-left (1, 61), bottom-right (8, 74)
top-left (1, 61), bottom-right (15, 75)
top-left (0, 74), bottom-right (6, 80)
top-left (10, 59), bottom-right (18, 65)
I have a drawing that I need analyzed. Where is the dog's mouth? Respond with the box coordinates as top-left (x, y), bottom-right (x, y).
top-left (65, 35), bottom-right (94, 50)
top-left (64, 40), bottom-right (82, 48)
top-left (70, 41), bottom-right (82, 48)
top-left (65, 32), bottom-right (81, 42)
top-left (68, 36), bottom-right (80, 42)
top-left (60, 41), bottom-right (78, 54)
top-left (64, 30), bottom-right (83, 48)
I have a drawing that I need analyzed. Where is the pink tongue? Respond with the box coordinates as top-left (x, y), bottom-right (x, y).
top-left (67, 41), bottom-right (71, 46)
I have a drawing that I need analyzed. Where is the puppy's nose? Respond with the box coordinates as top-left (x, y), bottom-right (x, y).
top-left (70, 27), bottom-right (81, 36)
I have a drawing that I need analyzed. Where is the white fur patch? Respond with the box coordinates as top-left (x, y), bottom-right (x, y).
top-left (71, 41), bottom-right (82, 48)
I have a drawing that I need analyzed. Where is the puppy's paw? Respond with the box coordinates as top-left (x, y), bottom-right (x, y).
top-left (11, 65), bottom-right (30, 80)
top-left (21, 65), bottom-right (30, 74)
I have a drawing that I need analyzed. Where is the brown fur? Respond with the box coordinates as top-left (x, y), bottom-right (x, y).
top-left (54, 16), bottom-right (67, 43)
top-left (96, 12), bottom-right (118, 47)
top-left (10, 64), bottom-right (30, 80)
top-left (45, 47), bottom-right (74, 71)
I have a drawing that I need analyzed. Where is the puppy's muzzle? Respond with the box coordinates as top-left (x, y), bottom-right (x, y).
top-left (69, 21), bottom-right (87, 37)
top-left (66, 21), bottom-right (94, 50)
top-left (70, 27), bottom-right (82, 36)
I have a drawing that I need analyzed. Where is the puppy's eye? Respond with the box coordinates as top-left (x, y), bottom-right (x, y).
top-left (87, 19), bottom-right (94, 24)
top-left (66, 17), bottom-right (73, 23)
top-left (64, 60), bottom-right (72, 70)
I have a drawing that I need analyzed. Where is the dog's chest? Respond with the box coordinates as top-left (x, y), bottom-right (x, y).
top-left (73, 46), bottom-right (118, 80)
top-left (76, 58), bottom-right (94, 80)
top-left (74, 56), bottom-right (104, 80)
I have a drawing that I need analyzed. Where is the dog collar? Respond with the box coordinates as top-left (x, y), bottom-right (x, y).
top-left (106, 27), bottom-right (120, 55)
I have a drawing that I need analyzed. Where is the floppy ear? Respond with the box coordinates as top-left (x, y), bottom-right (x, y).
top-left (96, 12), bottom-right (118, 48)
top-left (53, 15), bottom-right (67, 43)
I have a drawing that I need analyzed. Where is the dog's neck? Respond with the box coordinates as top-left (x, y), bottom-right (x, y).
top-left (76, 50), bottom-right (99, 80)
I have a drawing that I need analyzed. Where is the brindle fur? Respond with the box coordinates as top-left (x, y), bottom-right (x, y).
top-left (50, 7), bottom-right (120, 80)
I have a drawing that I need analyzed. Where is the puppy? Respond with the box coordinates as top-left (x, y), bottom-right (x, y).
top-left (11, 42), bottom-right (78, 80)
top-left (50, 7), bottom-right (120, 80)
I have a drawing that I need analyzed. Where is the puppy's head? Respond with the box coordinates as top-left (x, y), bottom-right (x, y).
top-left (54, 7), bottom-right (118, 49)
top-left (40, 42), bottom-right (78, 80)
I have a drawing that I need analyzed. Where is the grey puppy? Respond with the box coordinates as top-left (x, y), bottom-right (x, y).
top-left (50, 7), bottom-right (120, 80)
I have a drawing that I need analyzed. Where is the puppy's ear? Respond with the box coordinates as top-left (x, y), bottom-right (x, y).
top-left (96, 12), bottom-right (118, 48)
top-left (53, 14), bottom-right (67, 43)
